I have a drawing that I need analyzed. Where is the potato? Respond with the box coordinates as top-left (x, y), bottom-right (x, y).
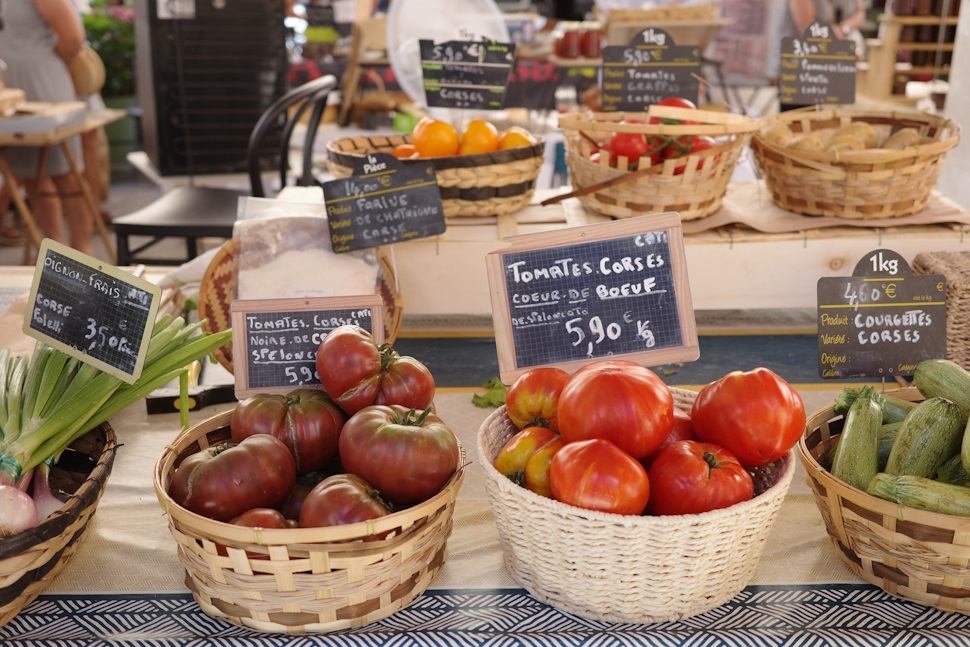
top-left (824, 134), bottom-right (866, 153)
top-left (787, 134), bottom-right (824, 152)
top-left (762, 121), bottom-right (794, 146)
top-left (830, 122), bottom-right (878, 148)
top-left (882, 127), bottom-right (922, 150)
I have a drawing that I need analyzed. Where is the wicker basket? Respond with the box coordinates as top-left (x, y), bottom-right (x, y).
top-left (912, 251), bottom-right (970, 371)
top-left (326, 134), bottom-right (545, 218)
top-left (799, 387), bottom-right (970, 614)
top-left (558, 109), bottom-right (758, 221)
top-left (0, 424), bottom-right (118, 627)
top-left (477, 388), bottom-right (795, 623)
top-left (198, 238), bottom-right (403, 374)
top-left (751, 106), bottom-right (961, 219)
top-left (153, 411), bottom-right (465, 634)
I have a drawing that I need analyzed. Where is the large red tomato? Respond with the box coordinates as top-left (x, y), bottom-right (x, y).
top-left (647, 440), bottom-right (754, 515)
top-left (641, 408), bottom-right (697, 469)
top-left (505, 367), bottom-right (570, 430)
top-left (557, 360), bottom-right (674, 461)
top-left (169, 435), bottom-right (297, 522)
top-left (549, 438), bottom-right (649, 515)
top-left (690, 367), bottom-right (805, 467)
top-left (339, 405), bottom-right (460, 504)
top-left (493, 425), bottom-right (559, 485)
top-left (299, 474), bottom-right (391, 533)
top-left (230, 388), bottom-right (345, 474)
top-left (315, 326), bottom-right (435, 415)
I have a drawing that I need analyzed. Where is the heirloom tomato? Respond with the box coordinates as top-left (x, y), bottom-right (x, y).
top-left (557, 360), bottom-right (673, 461)
top-left (549, 438), bottom-right (649, 515)
top-left (641, 408), bottom-right (697, 469)
top-left (230, 388), bottom-right (345, 474)
top-left (230, 508), bottom-right (289, 529)
top-left (690, 367), bottom-right (805, 467)
top-left (169, 435), bottom-right (297, 522)
top-left (278, 471), bottom-right (331, 521)
top-left (339, 405), bottom-right (460, 504)
top-left (493, 425), bottom-right (559, 486)
top-left (315, 325), bottom-right (435, 415)
top-left (299, 474), bottom-right (391, 535)
top-left (647, 440), bottom-right (754, 515)
top-left (505, 367), bottom-right (570, 430)
top-left (524, 436), bottom-right (566, 498)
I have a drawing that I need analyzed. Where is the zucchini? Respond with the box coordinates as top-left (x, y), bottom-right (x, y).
top-left (885, 397), bottom-right (965, 478)
top-left (833, 387), bottom-right (917, 424)
top-left (877, 421), bottom-right (902, 472)
top-left (868, 473), bottom-right (970, 517)
top-left (937, 453), bottom-right (970, 485)
top-left (831, 385), bottom-right (881, 491)
top-left (913, 359), bottom-right (970, 418)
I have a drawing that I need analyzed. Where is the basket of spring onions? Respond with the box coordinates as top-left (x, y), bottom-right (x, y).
top-left (0, 314), bottom-right (232, 627)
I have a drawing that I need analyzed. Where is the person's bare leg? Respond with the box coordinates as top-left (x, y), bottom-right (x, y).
top-left (53, 173), bottom-right (94, 256)
top-left (26, 178), bottom-right (67, 244)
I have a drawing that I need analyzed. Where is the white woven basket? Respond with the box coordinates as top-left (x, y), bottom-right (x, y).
top-left (477, 387), bottom-right (795, 623)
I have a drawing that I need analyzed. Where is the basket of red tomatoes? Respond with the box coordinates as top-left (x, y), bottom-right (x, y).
top-left (557, 99), bottom-right (758, 221)
top-left (153, 326), bottom-right (464, 634)
top-left (477, 361), bottom-right (803, 623)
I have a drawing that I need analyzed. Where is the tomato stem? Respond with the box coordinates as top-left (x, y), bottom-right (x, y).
top-left (378, 343), bottom-right (399, 373)
top-left (703, 450), bottom-right (721, 476)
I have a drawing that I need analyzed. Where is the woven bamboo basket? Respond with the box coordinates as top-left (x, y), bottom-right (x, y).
top-left (912, 251), bottom-right (970, 371)
top-left (326, 133), bottom-right (545, 218)
top-left (198, 238), bottom-right (403, 374)
top-left (751, 106), bottom-right (961, 219)
top-left (558, 108), bottom-right (758, 221)
top-left (0, 424), bottom-right (118, 628)
top-left (799, 387), bottom-right (970, 614)
top-left (153, 411), bottom-right (465, 634)
top-left (477, 387), bottom-right (795, 623)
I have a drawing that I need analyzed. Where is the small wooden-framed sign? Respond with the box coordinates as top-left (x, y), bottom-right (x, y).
top-left (323, 153), bottom-right (446, 253)
top-left (779, 22), bottom-right (856, 106)
top-left (600, 28), bottom-right (700, 112)
top-left (486, 212), bottom-right (699, 383)
top-left (817, 249), bottom-right (946, 380)
top-left (420, 38), bottom-right (516, 110)
top-left (230, 295), bottom-right (383, 398)
top-left (24, 239), bottom-right (161, 384)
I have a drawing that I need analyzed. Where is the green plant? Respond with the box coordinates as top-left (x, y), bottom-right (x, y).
top-left (83, 0), bottom-right (136, 98)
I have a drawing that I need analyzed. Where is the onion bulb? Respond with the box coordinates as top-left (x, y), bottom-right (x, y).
top-left (0, 484), bottom-right (38, 538)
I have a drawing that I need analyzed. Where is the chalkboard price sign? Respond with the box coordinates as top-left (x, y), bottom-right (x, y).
top-left (486, 213), bottom-right (699, 382)
top-left (230, 295), bottom-right (384, 398)
top-left (817, 249), bottom-right (946, 380)
top-left (779, 22), bottom-right (856, 106)
top-left (323, 153), bottom-right (446, 253)
top-left (420, 38), bottom-right (516, 110)
top-left (24, 239), bottom-right (161, 383)
top-left (600, 28), bottom-right (700, 112)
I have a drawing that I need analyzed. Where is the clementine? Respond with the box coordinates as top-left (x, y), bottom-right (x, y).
top-left (459, 119), bottom-right (500, 155)
top-left (498, 126), bottom-right (538, 150)
top-left (411, 117), bottom-right (460, 157)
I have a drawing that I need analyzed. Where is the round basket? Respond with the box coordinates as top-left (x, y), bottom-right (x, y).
top-left (197, 238), bottom-right (403, 374)
top-left (0, 424), bottom-right (118, 628)
top-left (326, 133), bottom-right (545, 218)
top-left (751, 106), bottom-right (961, 219)
top-left (799, 386), bottom-right (970, 615)
top-left (153, 411), bottom-right (465, 634)
top-left (477, 388), bottom-right (795, 623)
top-left (558, 109), bottom-right (758, 221)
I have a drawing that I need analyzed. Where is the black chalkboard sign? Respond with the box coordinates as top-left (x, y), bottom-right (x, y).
top-left (486, 213), bottom-right (699, 382)
top-left (779, 22), bottom-right (856, 106)
top-left (600, 28), bottom-right (700, 112)
top-left (503, 58), bottom-right (559, 111)
top-left (323, 153), bottom-right (446, 253)
top-left (420, 39), bottom-right (516, 110)
top-left (305, 4), bottom-right (335, 26)
top-left (24, 239), bottom-right (161, 383)
top-left (817, 249), bottom-right (946, 380)
top-left (230, 295), bottom-right (384, 398)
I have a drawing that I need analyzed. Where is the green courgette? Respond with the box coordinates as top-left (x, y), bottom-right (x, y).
top-left (913, 359), bottom-right (970, 418)
top-left (831, 385), bottom-right (881, 491)
top-left (833, 387), bottom-right (917, 424)
top-left (885, 397), bottom-right (965, 478)
top-left (877, 421), bottom-right (902, 472)
top-left (937, 453), bottom-right (970, 485)
top-left (868, 472), bottom-right (970, 517)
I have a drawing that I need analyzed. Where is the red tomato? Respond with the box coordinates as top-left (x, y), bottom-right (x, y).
top-left (524, 436), bottom-right (566, 498)
top-left (647, 440), bottom-right (754, 515)
top-left (648, 96), bottom-right (699, 125)
top-left (299, 474), bottom-right (390, 534)
top-left (493, 426), bottom-right (559, 485)
top-left (550, 438), bottom-right (649, 515)
top-left (557, 360), bottom-right (674, 461)
top-left (315, 325), bottom-right (435, 415)
top-left (278, 471), bottom-right (332, 521)
top-left (663, 135), bottom-right (718, 174)
top-left (169, 435), bottom-right (297, 522)
top-left (608, 130), bottom-right (649, 167)
top-left (690, 367), bottom-right (806, 467)
top-left (230, 388), bottom-right (345, 474)
top-left (504, 367), bottom-right (570, 430)
top-left (230, 508), bottom-right (289, 529)
top-left (339, 405), bottom-right (460, 504)
top-left (641, 408), bottom-right (697, 469)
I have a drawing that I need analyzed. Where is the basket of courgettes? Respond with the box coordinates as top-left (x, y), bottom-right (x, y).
top-left (798, 358), bottom-right (970, 615)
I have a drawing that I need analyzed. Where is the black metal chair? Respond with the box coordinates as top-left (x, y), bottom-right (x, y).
top-left (113, 75), bottom-right (338, 266)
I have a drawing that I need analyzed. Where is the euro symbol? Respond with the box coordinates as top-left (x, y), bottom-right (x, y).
top-left (885, 284), bottom-right (897, 299)
top-left (380, 175), bottom-right (391, 187)
top-left (938, 282), bottom-right (945, 292)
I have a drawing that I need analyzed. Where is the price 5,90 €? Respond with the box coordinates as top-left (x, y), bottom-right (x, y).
top-left (566, 314), bottom-right (656, 357)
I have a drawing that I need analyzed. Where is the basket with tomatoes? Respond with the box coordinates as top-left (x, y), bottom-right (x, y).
top-left (557, 99), bottom-right (758, 221)
top-left (153, 326), bottom-right (464, 635)
top-left (326, 117), bottom-right (544, 218)
top-left (477, 361), bottom-right (802, 623)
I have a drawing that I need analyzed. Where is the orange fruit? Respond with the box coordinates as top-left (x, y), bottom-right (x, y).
top-left (498, 126), bottom-right (538, 150)
top-left (411, 117), bottom-right (460, 157)
top-left (459, 119), bottom-right (500, 155)
top-left (393, 143), bottom-right (418, 159)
